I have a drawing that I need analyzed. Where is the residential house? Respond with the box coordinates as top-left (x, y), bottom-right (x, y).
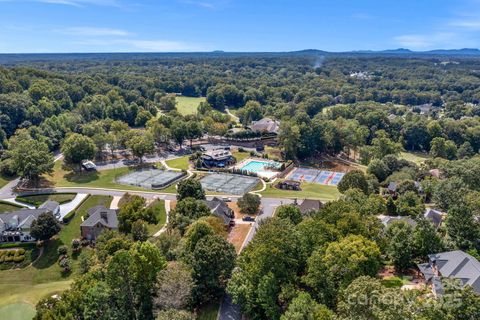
top-left (378, 215), bottom-right (417, 229)
top-left (417, 250), bottom-right (480, 295)
top-left (201, 149), bottom-right (235, 168)
top-left (296, 199), bottom-right (324, 215)
top-left (424, 208), bottom-right (445, 229)
top-left (249, 118), bottom-right (280, 135)
top-left (202, 197), bottom-right (235, 227)
top-left (80, 206), bottom-right (119, 240)
top-left (39, 200), bottom-right (61, 219)
top-left (0, 204), bottom-right (59, 242)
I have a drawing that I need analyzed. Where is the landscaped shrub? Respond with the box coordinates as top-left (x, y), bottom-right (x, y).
top-left (71, 239), bottom-right (81, 253)
top-left (62, 211), bottom-right (75, 223)
top-left (57, 245), bottom-right (68, 256)
top-left (17, 248), bottom-right (25, 255)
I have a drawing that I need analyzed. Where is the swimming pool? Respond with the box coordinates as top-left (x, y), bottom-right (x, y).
top-left (240, 160), bottom-right (281, 174)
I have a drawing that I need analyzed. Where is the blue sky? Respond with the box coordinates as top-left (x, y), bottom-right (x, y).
top-left (1, 0), bottom-right (480, 53)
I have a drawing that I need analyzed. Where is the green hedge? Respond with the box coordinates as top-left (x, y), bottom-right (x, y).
top-left (0, 249), bottom-right (26, 264)
top-left (0, 242), bottom-right (36, 249)
top-left (16, 192), bottom-right (78, 207)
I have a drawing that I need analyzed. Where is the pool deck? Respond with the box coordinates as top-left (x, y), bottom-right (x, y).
top-left (234, 158), bottom-right (282, 180)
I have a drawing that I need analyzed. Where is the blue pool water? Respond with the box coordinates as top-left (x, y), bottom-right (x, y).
top-left (241, 160), bottom-right (281, 172)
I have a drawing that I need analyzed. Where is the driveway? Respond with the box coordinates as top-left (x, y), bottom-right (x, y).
top-left (58, 193), bottom-right (89, 219)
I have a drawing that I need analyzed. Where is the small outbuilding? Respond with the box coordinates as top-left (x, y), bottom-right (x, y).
top-left (277, 180), bottom-right (301, 191)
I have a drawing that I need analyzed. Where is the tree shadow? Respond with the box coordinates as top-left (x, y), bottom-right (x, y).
top-left (32, 238), bottom-right (64, 270)
top-left (64, 171), bottom-right (99, 184)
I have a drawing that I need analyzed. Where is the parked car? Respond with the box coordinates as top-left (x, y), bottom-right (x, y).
top-left (242, 216), bottom-right (255, 222)
top-left (222, 197), bottom-right (232, 202)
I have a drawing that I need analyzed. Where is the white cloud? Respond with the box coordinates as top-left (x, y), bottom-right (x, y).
top-left (71, 38), bottom-right (208, 52)
top-left (450, 20), bottom-right (480, 30)
top-left (393, 33), bottom-right (456, 49)
top-left (58, 27), bottom-right (133, 36)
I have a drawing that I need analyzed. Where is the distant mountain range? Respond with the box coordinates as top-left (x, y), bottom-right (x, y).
top-left (1, 48), bottom-right (480, 64)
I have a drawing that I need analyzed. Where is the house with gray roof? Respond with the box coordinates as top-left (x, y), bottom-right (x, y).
top-left (417, 250), bottom-right (480, 295)
top-left (39, 200), bottom-right (61, 219)
top-left (80, 206), bottom-right (119, 240)
top-left (0, 204), bottom-right (59, 242)
top-left (202, 197), bottom-right (235, 227)
top-left (424, 208), bottom-right (444, 229)
top-left (249, 118), bottom-right (280, 135)
top-left (379, 215), bottom-right (417, 229)
top-left (296, 199), bottom-right (324, 215)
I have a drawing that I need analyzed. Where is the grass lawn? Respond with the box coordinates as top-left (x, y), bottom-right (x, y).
top-left (232, 151), bottom-right (250, 163)
top-left (0, 195), bottom-right (112, 312)
top-left (197, 302), bottom-right (220, 320)
top-left (261, 180), bottom-right (341, 201)
top-left (47, 161), bottom-right (150, 192)
top-left (0, 174), bottom-right (15, 189)
top-left (0, 302), bottom-right (36, 320)
top-left (147, 200), bottom-right (167, 236)
top-left (0, 201), bottom-right (23, 213)
top-left (166, 156), bottom-right (190, 170)
top-left (16, 193), bottom-right (77, 206)
top-left (400, 151), bottom-right (429, 164)
top-left (176, 96), bottom-right (206, 115)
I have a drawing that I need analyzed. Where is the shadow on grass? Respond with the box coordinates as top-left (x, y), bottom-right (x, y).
top-left (64, 171), bottom-right (99, 184)
top-left (32, 239), bottom-right (64, 270)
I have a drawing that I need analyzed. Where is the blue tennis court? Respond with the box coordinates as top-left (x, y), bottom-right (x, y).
top-left (288, 168), bottom-right (321, 182)
top-left (329, 172), bottom-right (345, 186)
top-left (288, 168), bottom-right (345, 186)
top-left (314, 171), bottom-right (333, 184)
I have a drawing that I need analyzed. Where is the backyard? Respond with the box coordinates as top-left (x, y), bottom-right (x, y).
top-left (146, 200), bottom-right (167, 236)
top-left (176, 96), bottom-right (206, 115)
top-left (0, 195), bottom-right (112, 318)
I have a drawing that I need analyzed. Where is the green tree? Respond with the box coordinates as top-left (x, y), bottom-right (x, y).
top-left (386, 221), bottom-right (414, 272)
top-left (276, 205), bottom-right (303, 225)
top-left (412, 218), bottom-right (444, 260)
top-left (126, 133), bottom-right (155, 163)
top-left (155, 261), bottom-right (194, 311)
top-left (61, 133), bottom-right (97, 171)
top-left (177, 178), bottom-right (205, 201)
top-left (237, 193), bottom-right (261, 215)
top-left (30, 212), bottom-right (61, 241)
top-left (302, 235), bottom-right (381, 306)
top-left (395, 191), bottom-right (425, 217)
top-left (446, 205), bottom-right (480, 250)
top-left (184, 220), bottom-right (214, 252)
top-left (168, 198), bottom-right (211, 234)
top-left (337, 170), bottom-right (369, 194)
top-left (367, 159), bottom-right (389, 182)
top-left (278, 122), bottom-right (300, 160)
top-left (8, 138), bottom-right (54, 182)
top-left (191, 235), bottom-right (236, 305)
top-left (281, 292), bottom-right (334, 320)
top-left (131, 220), bottom-right (149, 242)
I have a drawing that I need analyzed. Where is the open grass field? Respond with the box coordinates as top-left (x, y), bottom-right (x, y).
top-left (0, 195), bottom-right (112, 316)
top-left (261, 180), bottom-right (341, 201)
top-left (47, 161), bottom-right (150, 192)
top-left (0, 302), bottom-right (36, 320)
top-left (0, 201), bottom-right (23, 213)
top-left (400, 151), bottom-right (429, 164)
top-left (176, 96), bottom-right (206, 115)
top-left (147, 200), bottom-right (167, 235)
top-left (165, 156), bottom-right (190, 170)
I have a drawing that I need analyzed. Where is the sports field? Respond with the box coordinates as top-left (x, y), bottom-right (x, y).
top-left (288, 168), bottom-right (345, 186)
top-left (200, 173), bottom-right (259, 195)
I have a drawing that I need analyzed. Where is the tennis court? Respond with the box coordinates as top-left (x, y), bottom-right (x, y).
top-left (117, 169), bottom-right (186, 189)
top-left (200, 173), bottom-right (259, 195)
top-left (288, 168), bottom-right (345, 186)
